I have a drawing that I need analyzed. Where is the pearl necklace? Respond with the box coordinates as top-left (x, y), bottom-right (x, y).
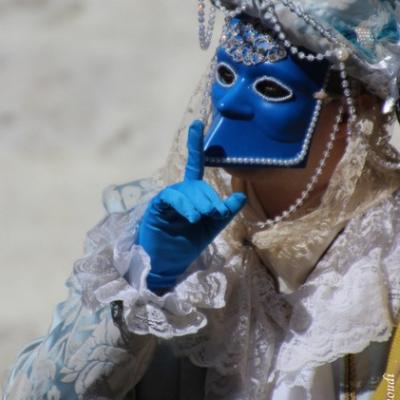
top-left (247, 104), bottom-right (344, 229)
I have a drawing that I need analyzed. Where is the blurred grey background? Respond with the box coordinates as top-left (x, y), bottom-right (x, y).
top-left (0, 0), bottom-right (221, 387)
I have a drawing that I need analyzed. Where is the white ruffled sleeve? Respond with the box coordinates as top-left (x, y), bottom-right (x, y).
top-left (74, 182), bottom-right (229, 340)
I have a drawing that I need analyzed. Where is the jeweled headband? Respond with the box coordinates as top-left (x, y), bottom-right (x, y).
top-left (221, 18), bottom-right (287, 65)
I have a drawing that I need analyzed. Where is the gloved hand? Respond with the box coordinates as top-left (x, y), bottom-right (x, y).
top-left (135, 120), bottom-right (247, 291)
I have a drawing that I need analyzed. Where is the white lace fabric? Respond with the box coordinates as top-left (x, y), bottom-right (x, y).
top-left (272, 192), bottom-right (400, 395)
top-left (72, 185), bottom-right (400, 399)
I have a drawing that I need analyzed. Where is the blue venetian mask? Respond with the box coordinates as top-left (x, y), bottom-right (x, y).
top-left (204, 18), bottom-right (330, 168)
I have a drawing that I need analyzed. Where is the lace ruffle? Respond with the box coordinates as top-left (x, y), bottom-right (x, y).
top-left (166, 244), bottom-right (291, 400)
top-left (73, 208), bottom-right (228, 340)
top-left (271, 191), bottom-right (400, 397)
top-left (72, 191), bottom-right (400, 398)
top-left (166, 193), bottom-right (400, 399)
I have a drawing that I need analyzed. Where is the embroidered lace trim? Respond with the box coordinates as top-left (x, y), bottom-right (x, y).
top-left (74, 207), bottom-right (230, 340)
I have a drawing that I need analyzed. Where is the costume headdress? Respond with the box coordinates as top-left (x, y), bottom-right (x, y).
top-left (199, 0), bottom-right (400, 101)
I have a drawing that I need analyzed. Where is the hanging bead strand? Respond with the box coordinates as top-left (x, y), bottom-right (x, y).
top-left (337, 57), bottom-right (357, 141)
top-left (264, 4), bottom-right (332, 62)
top-left (247, 105), bottom-right (344, 229)
top-left (278, 0), bottom-right (340, 47)
top-left (198, 0), bottom-right (217, 50)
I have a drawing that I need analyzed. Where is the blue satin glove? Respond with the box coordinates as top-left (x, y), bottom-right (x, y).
top-left (136, 120), bottom-right (247, 291)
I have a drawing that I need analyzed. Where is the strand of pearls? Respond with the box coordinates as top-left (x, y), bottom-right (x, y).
top-left (263, 3), bottom-right (332, 62)
top-left (266, 0), bottom-right (359, 141)
top-left (337, 59), bottom-right (357, 141)
top-left (264, 1), bottom-right (358, 138)
top-left (198, 0), bottom-right (217, 50)
top-left (272, 0), bottom-right (361, 131)
top-left (278, 0), bottom-right (340, 46)
top-left (246, 105), bottom-right (344, 229)
top-left (278, 0), bottom-right (365, 65)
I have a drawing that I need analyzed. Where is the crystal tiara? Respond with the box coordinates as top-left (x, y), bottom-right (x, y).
top-left (221, 18), bottom-right (287, 65)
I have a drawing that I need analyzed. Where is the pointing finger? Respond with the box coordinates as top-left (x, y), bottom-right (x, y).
top-left (184, 120), bottom-right (205, 181)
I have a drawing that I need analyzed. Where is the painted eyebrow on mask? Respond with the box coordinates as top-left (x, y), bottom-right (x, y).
top-left (252, 76), bottom-right (293, 102)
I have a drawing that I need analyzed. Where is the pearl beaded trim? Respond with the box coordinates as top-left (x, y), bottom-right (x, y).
top-left (252, 76), bottom-right (293, 102)
top-left (246, 105), bottom-right (345, 229)
top-left (263, 4), bottom-right (333, 63)
top-left (215, 61), bottom-right (238, 87)
top-left (204, 97), bottom-right (323, 166)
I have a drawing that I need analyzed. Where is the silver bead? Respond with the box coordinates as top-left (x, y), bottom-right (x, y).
top-left (336, 48), bottom-right (349, 62)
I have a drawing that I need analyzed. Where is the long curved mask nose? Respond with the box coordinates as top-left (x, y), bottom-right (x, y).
top-left (204, 19), bottom-right (330, 168)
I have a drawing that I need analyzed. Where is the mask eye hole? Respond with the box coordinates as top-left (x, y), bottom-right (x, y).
top-left (253, 77), bottom-right (293, 102)
top-left (216, 63), bottom-right (236, 87)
